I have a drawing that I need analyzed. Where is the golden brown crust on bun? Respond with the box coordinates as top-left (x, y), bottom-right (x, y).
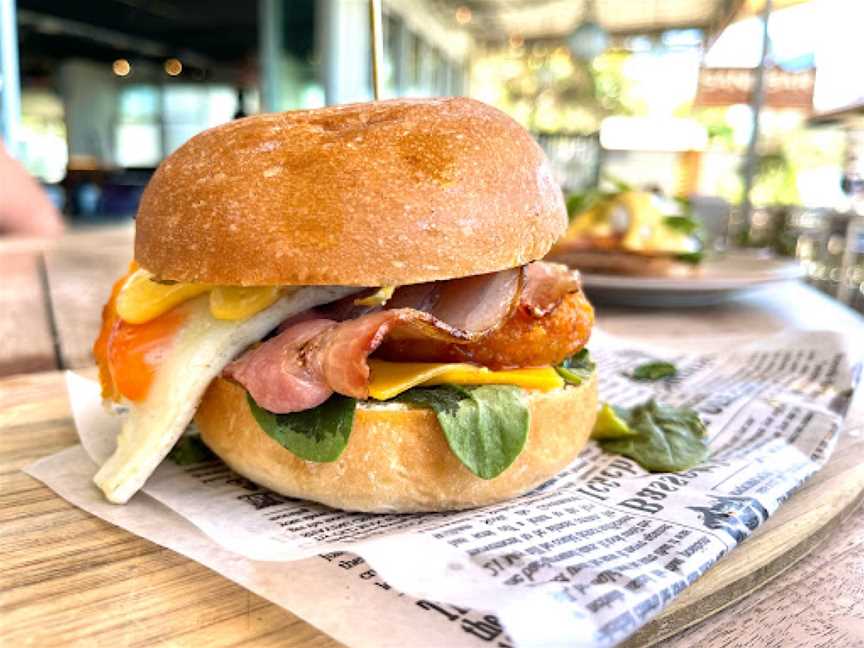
top-left (195, 374), bottom-right (598, 513)
top-left (135, 98), bottom-right (567, 286)
top-left (547, 250), bottom-right (700, 278)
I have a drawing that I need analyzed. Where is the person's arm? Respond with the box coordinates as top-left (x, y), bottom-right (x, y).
top-left (0, 142), bottom-right (64, 237)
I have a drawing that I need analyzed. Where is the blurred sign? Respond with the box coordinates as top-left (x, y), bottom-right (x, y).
top-left (695, 67), bottom-right (815, 109)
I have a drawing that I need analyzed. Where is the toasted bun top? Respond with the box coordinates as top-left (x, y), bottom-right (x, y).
top-left (135, 98), bottom-right (567, 286)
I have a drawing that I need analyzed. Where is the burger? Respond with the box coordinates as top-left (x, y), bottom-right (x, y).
top-left (92, 97), bottom-right (597, 513)
top-left (547, 187), bottom-right (703, 277)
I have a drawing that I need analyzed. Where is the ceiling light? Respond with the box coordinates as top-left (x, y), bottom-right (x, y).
top-left (112, 59), bottom-right (131, 77)
top-left (568, 0), bottom-right (608, 60)
top-left (164, 58), bottom-right (183, 76)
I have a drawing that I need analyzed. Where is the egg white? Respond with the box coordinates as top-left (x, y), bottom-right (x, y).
top-left (94, 285), bottom-right (361, 503)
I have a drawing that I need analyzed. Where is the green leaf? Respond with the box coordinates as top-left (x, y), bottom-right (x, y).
top-left (663, 215), bottom-right (698, 235)
top-left (566, 189), bottom-right (602, 219)
top-left (247, 393), bottom-right (357, 462)
top-left (676, 250), bottom-right (704, 265)
top-left (629, 361), bottom-right (678, 381)
top-left (565, 188), bottom-right (623, 222)
top-left (556, 348), bottom-right (596, 386)
top-left (168, 435), bottom-right (215, 465)
top-left (594, 400), bottom-right (709, 472)
top-left (395, 385), bottom-right (530, 480)
top-left (566, 191), bottom-right (592, 216)
top-left (601, 172), bottom-right (632, 193)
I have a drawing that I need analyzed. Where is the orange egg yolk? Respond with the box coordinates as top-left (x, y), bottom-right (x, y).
top-left (93, 264), bottom-right (185, 402)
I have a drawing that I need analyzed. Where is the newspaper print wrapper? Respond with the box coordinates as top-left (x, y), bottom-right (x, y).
top-left (27, 329), bottom-right (860, 648)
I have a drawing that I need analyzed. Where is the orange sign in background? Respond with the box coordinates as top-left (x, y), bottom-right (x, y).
top-left (695, 67), bottom-right (815, 109)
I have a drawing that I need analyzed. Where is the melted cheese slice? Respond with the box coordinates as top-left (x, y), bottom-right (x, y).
top-left (116, 269), bottom-right (210, 324)
top-left (209, 286), bottom-right (283, 320)
top-left (368, 360), bottom-right (564, 401)
top-left (116, 269), bottom-right (290, 324)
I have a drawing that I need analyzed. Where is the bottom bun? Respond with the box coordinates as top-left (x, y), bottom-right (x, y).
top-left (548, 250), bottom-right (700, 278)
top-left (196, 374), bottom-right (598, 513)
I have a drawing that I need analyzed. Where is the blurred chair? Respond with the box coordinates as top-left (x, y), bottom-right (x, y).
top-left (63, 166), bottom-right (154, 223)
top-left (99, 183), bottom-right (146, 217)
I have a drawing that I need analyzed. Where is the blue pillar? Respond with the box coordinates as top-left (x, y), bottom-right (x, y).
top-left (0, 0), bottom-right (21, 156)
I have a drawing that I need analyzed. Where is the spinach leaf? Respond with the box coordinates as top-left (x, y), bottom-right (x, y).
top-left (556, 349), bottom-right (596, 386)
top-left (676, 250), bottom-right (704, 265)
top-left (566, 185), bottom-right (633, 223)
top-left (566, 189), bottom-right (607, 220)
top-left (566, 191), bottom-right (594, 217)
top-left (593, 400), bottom-right (709, 472)
top-left (604, 174), bottom-right (632, 193)
top-left (663, 199), bottom-right (704, 264)
top-left (663, 215), bottom-right (699, 234)
top-left (169, 435), bottom-right (215, 465)
top-left (629, 361), bottom-right (677, 381)
top-left (396, 385), bottom-right (530, 479)
top-left (247, 393), bottom-right (357, 462)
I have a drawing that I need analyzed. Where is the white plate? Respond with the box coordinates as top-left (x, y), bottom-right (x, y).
top-left (581, 252), bottom-right (806, 307)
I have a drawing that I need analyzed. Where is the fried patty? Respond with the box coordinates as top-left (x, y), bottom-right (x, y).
top-left (377, 288), bottom-right (594, 370)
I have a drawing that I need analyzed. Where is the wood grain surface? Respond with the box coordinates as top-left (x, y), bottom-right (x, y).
top-left (665, 506), bottom-right (864, 648)
top-left (0, 225), bottom-right (132, 376)
top-left (0, 252), bottom-right (56, 375)
top-left (43, 246), bottom-right (129, 369)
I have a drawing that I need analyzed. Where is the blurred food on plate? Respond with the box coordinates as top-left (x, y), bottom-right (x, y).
top-left (547, 180), bottom-right (703, 277)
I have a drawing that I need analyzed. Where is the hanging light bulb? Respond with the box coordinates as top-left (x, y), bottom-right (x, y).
top-left (112, 59), bottom-right (131, 76)
top-left (455, 6), bottom-right (472, 25)
top-left (568, 0), bottom-right (608, 60)
top-left (163, 58), bottom-right (183, 76)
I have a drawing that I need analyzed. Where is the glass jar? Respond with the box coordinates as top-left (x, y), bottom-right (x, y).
top-left (838, 212), bottom-right (864, 313)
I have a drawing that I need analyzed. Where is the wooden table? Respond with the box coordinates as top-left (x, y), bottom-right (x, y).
top-left (0, 225), bottom-right (133, 374)
top-left (2, 227), bottom-right (863, 647)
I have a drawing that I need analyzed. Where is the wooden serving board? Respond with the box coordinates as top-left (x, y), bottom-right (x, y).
top-left (2, 370), bottom-right (863, 647)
